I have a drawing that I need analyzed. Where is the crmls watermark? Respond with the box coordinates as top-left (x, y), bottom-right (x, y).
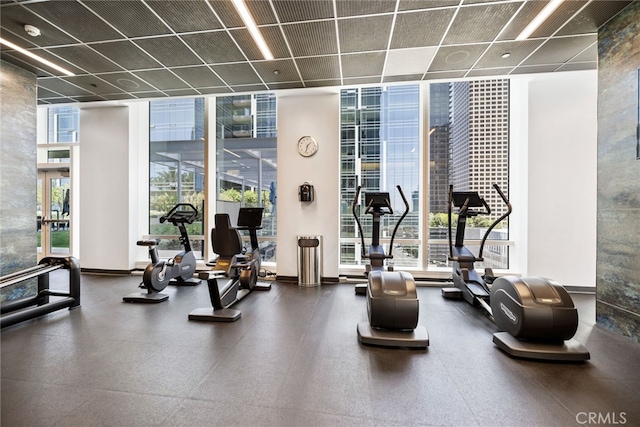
top-left (576, 412), bottom-right (627, 425)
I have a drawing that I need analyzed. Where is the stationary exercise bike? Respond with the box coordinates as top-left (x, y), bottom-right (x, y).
top-left (442, 184), bottom-right (589, 361)
top-left (189, 207), bottom-right (271, 322)
top-left (123, 203), bottom-right (200, 303)
top-left (352, 185), bottom-right (429, 348)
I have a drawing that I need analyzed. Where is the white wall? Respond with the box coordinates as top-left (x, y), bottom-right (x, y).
top-left (523, 70), bottom-right (598, 287)
top-left (79, 106), bottom-right (135, 270)
top-left (276, 90), bottom-right (341, 280)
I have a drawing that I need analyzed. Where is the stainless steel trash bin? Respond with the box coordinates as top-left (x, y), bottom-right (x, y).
top-left (297, 236), bottom-right (322, 287)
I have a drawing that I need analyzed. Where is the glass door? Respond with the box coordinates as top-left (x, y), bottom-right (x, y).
top-left (37, 169), bottom-right (71, 261)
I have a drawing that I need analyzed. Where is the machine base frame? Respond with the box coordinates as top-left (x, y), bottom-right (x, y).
top-left (493, 332), bottom-right (590, 362)
top-left (357, 322), bottom-right (429, 349)
top-left (188, 307), bottom-right (241, 322)
top-left (122, 292), bottom-right (168, 303)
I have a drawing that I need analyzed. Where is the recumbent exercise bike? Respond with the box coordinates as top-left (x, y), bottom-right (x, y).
top-left (189, 207), bottom-right (271, 322)
top-left (352, 185), bottom-right (429, 348)
top-left (442, 184), bottom-right (589, 361)
top-left (123, 203), bottom-right (200, 303)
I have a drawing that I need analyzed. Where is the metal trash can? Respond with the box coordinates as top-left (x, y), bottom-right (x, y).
top-left (297, 236), bottom-right (322, 287)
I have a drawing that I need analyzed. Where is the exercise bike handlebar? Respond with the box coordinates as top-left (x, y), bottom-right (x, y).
top-left (159, 203), bottom-right (199, 225)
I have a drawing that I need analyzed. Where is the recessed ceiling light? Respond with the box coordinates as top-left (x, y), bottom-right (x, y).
top-left (0, 37), bottom-right (75, 76)
top-left (231, 0), bottom-right (274, 60)
top-left (516, 0), bottom-right (564, 41)
top-left (501, 52), bottom-right (511, 59)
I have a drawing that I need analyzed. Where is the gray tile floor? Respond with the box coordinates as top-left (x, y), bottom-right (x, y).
top-left (2, 272), bottom-right (639, 427)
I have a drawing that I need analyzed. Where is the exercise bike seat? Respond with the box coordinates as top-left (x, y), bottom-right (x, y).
top-left (137, 239), bottom-right (160, 247)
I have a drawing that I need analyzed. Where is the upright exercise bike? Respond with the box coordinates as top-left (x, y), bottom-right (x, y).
top-left (123, 203), bottom-right (200, 303)
top-left (442, 184), bottom-right (589, 361)
top-left (189, 207), bottom-right (271, 322)
top-left (353, 185), bottom-right (428, 348)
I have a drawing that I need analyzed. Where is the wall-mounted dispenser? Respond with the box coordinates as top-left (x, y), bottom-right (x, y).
top-left (299, 182), bottom-right (314, 202)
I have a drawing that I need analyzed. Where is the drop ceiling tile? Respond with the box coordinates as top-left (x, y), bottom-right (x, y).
top-left (399, 0), bottom-right (459, 12)
top-left (272, 0), bottom-right (334, 23)
top-left (181, 31), bottom-right (246, 64)
top-left (556, 61), bottom-right (597, 72)
top-left (134, 37), bottom-right (203, 67)
top-left (61, 75), bottom-right (124, 95)
top-left (84, 1), bottom-right (172, 38)
top-left (443, 2), bottom-right (523, 45)
top-left (283, 21), bottom-right (338, 56)
top-left (474, 39), bottom-right (543, 68)
top-left (0, 4), bottom-right (78, 47)
top-left (522, 35), bottom-right (596, 66)
top-left (253, 59), bottom-right (300, 83)
top-left (26, 1), bottom-right (123, 42)
top-left (211, 62), bottom-right (262, 85)
top-left (423, 70), bottom-right (467, 80)
top-left (146, 1), bottom-right (223, 33)
top-left (530, 1), bottom-right (589, 39)
top-left (133, 69), bottom-right (190, 91)
top-left (383, 74), bottom-right (424, 83)
top-left (467, 67), bottom-right (515, 77)
top-left (342, 52), bottom-right (385, 78)
top-left (385, 47), bottom-right (437, 76)
top-left (90, 40), bottom-right (162, 70)
top-left (557, 1), bottom-right (632, 36)
top-left (96, 72), bottom-right (158, 92)
top-left (37, 77), bottom-right (92, 97)
top-left (296, 55), bottom-right (340, 81)
top-left (46, 45), bottom-right (121, 74)
top-left (391, 9), bottom-right (455, 48)
top-left (511, 64), bottom-right (562, 74)
top-left (336, 0), bottom-right (396, 17)
top-left (339, 15), bottom-right (393, 53)
top-left (429, 44), bottom-right (489, 72)
top-left (171, 66), bottom-right (224, 88)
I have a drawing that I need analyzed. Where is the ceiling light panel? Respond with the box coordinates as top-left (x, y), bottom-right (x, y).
top-left (83, 1), bottom-right (171, 38)
top-left (525, 0), bottom-right (587, 39)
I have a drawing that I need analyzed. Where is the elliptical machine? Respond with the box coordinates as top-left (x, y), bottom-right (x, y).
top-left (189, 207), bottom-right (271, 322)
top-left (442, 185), bottom-right (589, 361)
top-left (124, 203), bottom-right (200, 303)
top-left (353, 185), bottom-right (428, 348)
top-left (353, 186), bottom-right (410, 296)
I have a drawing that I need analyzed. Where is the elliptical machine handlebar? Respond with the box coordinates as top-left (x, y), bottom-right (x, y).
top-left (478, 184), bottom-right (512, 259)
top-left (352, 185), bottom-right (410, 261)
top-left (352, 186), bottom-right (368, 260)
top-left (388, 185), bottom-right (409, 258)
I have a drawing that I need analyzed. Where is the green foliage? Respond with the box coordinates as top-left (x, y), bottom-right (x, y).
top-left (150, 192), bottom-right (178, 215)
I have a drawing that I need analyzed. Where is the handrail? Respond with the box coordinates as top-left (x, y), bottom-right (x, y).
top-left (352, 186), bottom-right (368, 259)
top-left (388, 185), bottom-right (410, 258)
top-left (478, 183), bottom-right (512, 259)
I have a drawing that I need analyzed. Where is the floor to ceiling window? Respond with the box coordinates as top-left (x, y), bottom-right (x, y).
top-left (429, 79), bottom-right (510, 271)
top-left (215, 93), bottom-right (277, 263)
top-left (340, 85), bottom-right (422, 270)
top-left (340, 80), bottom-right (510, 274)
top-left (149, 98), bottom-right (205, 258)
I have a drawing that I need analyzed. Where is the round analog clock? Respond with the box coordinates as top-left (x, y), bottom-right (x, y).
top-left (297, 135), bottom-right (318, 157)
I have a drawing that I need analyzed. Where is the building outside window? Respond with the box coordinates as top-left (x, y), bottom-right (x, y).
top-left (215, 93), bottom-right (277, 263)
top-left (341, 80), bottom-right (510, 273)
top-left (340, 85), bottom-right (421, 269)
top-left (429, 79), bottom-right (510, 270)
top-left (149, 98), bottom-right (205, 258)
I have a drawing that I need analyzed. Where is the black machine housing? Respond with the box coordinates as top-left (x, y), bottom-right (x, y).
top-left (353, 185), bottom-right (428, 348)
top-left (443, 185), bottom-right (589, 361)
